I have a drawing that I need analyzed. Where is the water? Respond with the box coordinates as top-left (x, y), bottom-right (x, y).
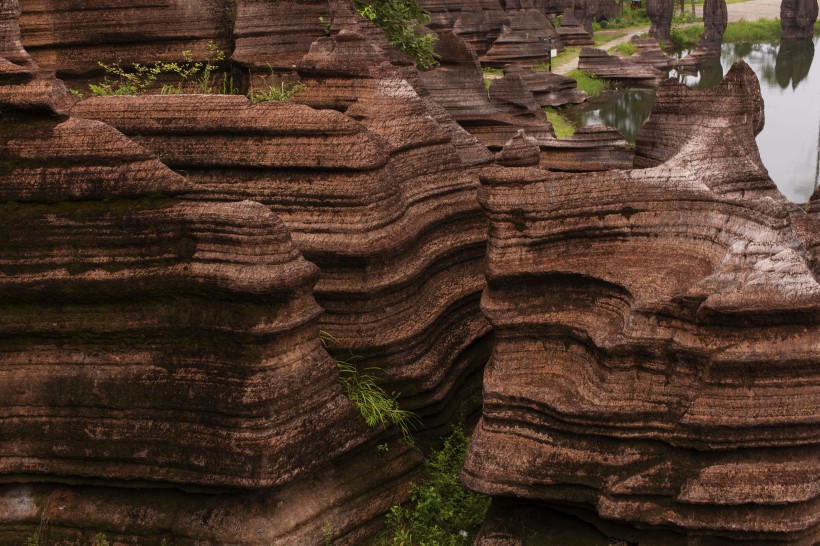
top-left (564, 37), bottom-right (820, 203)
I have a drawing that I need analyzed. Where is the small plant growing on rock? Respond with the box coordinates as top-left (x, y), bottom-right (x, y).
top-left (87, 42), bottom-right (226, 96)
top-left (354, 0), bottom-right (439, 69)
top-left (320, 331), bottom-right (419, 442)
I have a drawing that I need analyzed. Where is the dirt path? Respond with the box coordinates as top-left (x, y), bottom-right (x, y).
top-left (697, 0), bottom-right (781, 21)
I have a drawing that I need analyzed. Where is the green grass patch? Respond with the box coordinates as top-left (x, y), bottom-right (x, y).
top-left (381, 423), bottom-right (490, 545)
top-left (566, 69), bottom-right (610, 97)
top-left (724, 18), bottom-right (782, 42)
top-left (320, 332), bottom-right (420, 443)
top-left (483, 77), bottom-right (491, 91)
top-left (610, 41), bottom-right (639, 56)
top-left (481, 67), bottom-right (503, 76)
top-left (545, 108), bottom-right (576, 138)
top-left (670, 24), bottom-right (704, 49)
top-left (671, 18), bottom-right (805, 49)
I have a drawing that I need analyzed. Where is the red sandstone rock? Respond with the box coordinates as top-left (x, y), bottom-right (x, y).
top-left (502, 64), bottom-right (587, 107)
top-left (624, 36), bottom-right (676, 70)
top-left (0, 110), bottom-right (367, 489)
top-left (578, 46), bottom-right (664, 85)
top-left (679, 0), bottom-right (728, 67)
top-left (479, 9), bottom-right (559, 67)
top-left (463, 62), bottom-right (820, 544)
top-left (540, 125), bottom-right (634, 170)
top-left (18, 0), bottom-right (231, 84)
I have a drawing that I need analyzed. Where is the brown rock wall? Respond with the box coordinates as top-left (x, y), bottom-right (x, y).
top-left (463, 62), bottom-right (820, 544)
top-left (0, 111), bottom-right (366, 489)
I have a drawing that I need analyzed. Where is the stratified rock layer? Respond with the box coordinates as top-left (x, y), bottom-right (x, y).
top-left (72, 30), bottom-right (493, 429)
top-left (540, 125), bottom-right (633, 170)
top-left (578, 46), bottom-right (664, 85)
top-left (18, 0), bottom-right (231, 82)
top-left (0, 111), bottom-right (365, 489)
top-left (463, 62), bottom-right (820, 545)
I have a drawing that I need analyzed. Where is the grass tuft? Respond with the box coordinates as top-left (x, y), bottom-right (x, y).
top-left (320, 331), bottom-right (420, 443)
top-left (566, 69), bottom-right (610, 97)
top-left (611, 41), bottom-right (638, 56)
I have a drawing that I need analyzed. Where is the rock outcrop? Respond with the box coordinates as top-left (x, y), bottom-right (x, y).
top-left (540, 125), bottom-right (633, 170)
top-left (70, 29), bottom-right (493, 433)
top-left (500, 64), bottom-right (587, 107)
top-left (679, 0), bottom-right (728, 67)
top-left (17, 0), bottom-right (231, 84)
top-left (578, 47), bottom-right (664, 85)
top-left (647, 0), bottom-right (675, 42)
top-left (780, 0), bottom-right (820, 40)
top-left (480, 9), bottom-right (559, 67)
top-left (463, 62), bottom-right (820, 544)
top-left (625, 36), bottom-right (676, 70)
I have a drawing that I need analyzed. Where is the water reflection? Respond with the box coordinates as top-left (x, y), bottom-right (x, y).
top-left (776, 39), bottom-right (815, 88)
top-left (564, 36), bottom-right (820, 202)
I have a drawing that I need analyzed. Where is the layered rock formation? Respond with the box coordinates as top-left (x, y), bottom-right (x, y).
top-left (624, 36), bottom-right (676, 70)
top-left (17, 0), bottom-right (231, 84)
top-left (780, 0), bottom-right (819, 40)
top-left (463, 62), bottom-right (820, 544)
top-left (578, 46), bottom-right (664, 84)
top-left (540, 125), bottom-right (633, 170)
top-left (68, 28), bottom-right (493, 433)
top-left (480, 9), bottom-right (558, 67)
top-left (1, 0), bottom-right (492, 542)
top-left (501, 65), bottom-right (587, 107)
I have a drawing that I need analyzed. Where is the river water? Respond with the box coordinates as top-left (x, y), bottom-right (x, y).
top-left (565, 37), bottom-right (820, 203)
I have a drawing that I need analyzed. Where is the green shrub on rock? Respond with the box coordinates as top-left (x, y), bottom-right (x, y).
top-left (355, 0), bottom-right (439, 69)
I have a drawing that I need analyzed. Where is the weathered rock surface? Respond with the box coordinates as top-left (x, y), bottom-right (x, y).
top-left (647, 0), bottom-right (675, 42)
top-left (540, 125), bottom-right (633, 170)
top-left (0, 109), bottom-right (366, 490)
top-left (0, 0), bottom-right (73, 114)
top-left (463, 62), bottom-right (820, 544)
top-left (415, 29), bottom-right (555, 150)
top-left (501, 64), bottom-right (587, 107)
top-left (780, 0), bottom-right (819, 40)
top-left (578, 46), bottom-right (664, 85)
top-left (71, 30), bottom-right (493, 430)
top-left (480, 9), bottom-right (559, 67)
top-left (17, 0), bottom-right (231, 84)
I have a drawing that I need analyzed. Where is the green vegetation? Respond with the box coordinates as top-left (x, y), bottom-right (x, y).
top-left (355, 0), bottom-right (439, 69)
top-left (566, 69), bottom-right (610, 97)
top-left (84, 44), bottom-right (306, 103)
top-left (671, 18), bottom-right (815, 49)
top-left (88, 42), bottom-right (226, 96)
top-left (545, 107), bottom-right (577, 138)
top-left (320, 332), bottom-right (419, 442)
top-left (382, 423), bottom-right (490, 545)
top-left (249, 66), bottom-right (308, 104)
top-left (481, 67), bottom-right (503, 76)
top-left (593, 8), bottom-right (650, 30)
top-left (611, 41), bottom-right (638, 56)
